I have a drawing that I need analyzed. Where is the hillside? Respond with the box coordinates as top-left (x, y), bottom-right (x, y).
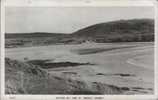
top-left (5, 19), bottom-right (154, 48)
top-left (72, 19), bottom-right (154, 42)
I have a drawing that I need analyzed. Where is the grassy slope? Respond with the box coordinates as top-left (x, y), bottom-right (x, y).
top-left (5, 58), bottom-right (126, 94)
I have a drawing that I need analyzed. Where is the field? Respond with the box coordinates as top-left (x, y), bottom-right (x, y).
top-left (5, 42), bottom-right (154, 94)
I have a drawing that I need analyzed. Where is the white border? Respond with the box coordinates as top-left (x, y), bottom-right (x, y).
top-left (1, 0), bottom-right (5, 100)
top-left (154, 0), bottom-right (158, 99)
top-left (3, 0), bottom-right (156, 7)
top-left (1, 0), bottom-right (158, 100)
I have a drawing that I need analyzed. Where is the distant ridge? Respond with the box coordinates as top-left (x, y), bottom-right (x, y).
top-left (5, 32), bottom-right (69, 38)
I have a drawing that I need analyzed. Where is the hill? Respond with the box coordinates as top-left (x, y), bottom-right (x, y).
top-left (72, 19), bottom-right (154, 42)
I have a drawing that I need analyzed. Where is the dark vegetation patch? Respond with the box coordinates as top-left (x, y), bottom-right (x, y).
top-left (114, 73), bottom-right (136, 77)
top-left (62, 72), bottom-right (77, 75)
top-left (96, 73), bottom-right (136, 77)
top-left (121, 87), bottom-right (130, 91)
top-left (27, 59), bottom-right (95, 69)
top-left (72, 46), bottom-right (137, 55)
top-left (27, 59), bottom-right (52, 66)
top-left (132, 87), bottom-right (145, 90)
top-left (96, 73), bottom-right (105, 75)
top-left (132, 87), bottom-right (153, 91)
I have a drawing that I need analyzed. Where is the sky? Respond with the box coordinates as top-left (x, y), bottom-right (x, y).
top-left (5, 7), bottom-right (154, 33)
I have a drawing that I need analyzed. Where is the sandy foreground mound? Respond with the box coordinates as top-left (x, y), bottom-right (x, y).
top-left (5, 58), bottom-right (128, 94)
